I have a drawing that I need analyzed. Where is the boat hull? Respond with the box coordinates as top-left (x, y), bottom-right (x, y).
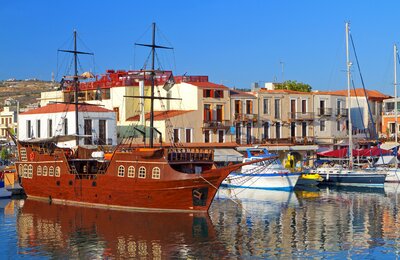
top-left (318, 172), bottom-right (386, 187)
top-left (222, 172), bottom-right (300, 191)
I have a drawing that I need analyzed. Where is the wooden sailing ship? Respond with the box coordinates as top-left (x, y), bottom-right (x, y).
top-left (13, 24), bottom-right (275, 212)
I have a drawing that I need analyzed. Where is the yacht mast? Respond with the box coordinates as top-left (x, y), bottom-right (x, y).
top-left (394, 44), bottom-right (398, 146)
top-left (346, 22), bottom-right (353, 169)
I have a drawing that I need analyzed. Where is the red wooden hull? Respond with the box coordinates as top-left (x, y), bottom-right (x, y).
top-left (16, 146), bottom-right (243, 212)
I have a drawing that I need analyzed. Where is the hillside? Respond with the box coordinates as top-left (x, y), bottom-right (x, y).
top-left (0, 80), bottom-right (56, 109)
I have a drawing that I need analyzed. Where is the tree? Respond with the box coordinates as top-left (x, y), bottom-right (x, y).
top-left (0, 147), bottom-right (9, 161)
top-left (275, 80), bottom-right (312, 92)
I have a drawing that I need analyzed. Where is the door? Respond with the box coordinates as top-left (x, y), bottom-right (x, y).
top-left (302, 122), bottom-right (307, 138)
top-left (84, 119), bottom-right (92, 145)
top-left (291, 122), bottom-right (296, 139)
top-left (246, 123), bottom-right (252, 144)
top-left (320, 100), bottom-right (325, 115)
top-left (236, 123), bottom-right (241, 143)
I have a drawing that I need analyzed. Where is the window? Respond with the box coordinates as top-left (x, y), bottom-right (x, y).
top-left (204, 130), bottom-right (211, 143)
top-left (234, 100), bottom-right (242, 114)
top-left (28, 165), bottom-right (33, 178)
top-left (246, 100), bottom-right (253, 114)
top-left (104, 89), bottom-right (111, 100)
top-left (84, 119), bottom-right (92, 145)
top-left (214, 90), bottom-right (224, 98)
top-left (49, 166), bottom-right (54, 176)
top-left (203, 89), bottom-right (212, 98)
top-left (64, 118), bottom-right (68, 135)
top-left (128, 166), bottom-right (135, 178)
top-left (320, 120), bottom-right (326, 131)
top-left (27, 120), bottom-right (32, 138)
top-left (36, 120), bottom-right (41, 138)
top-left (337, 120), bottom-right (341, 131)
top-left (55, 166), bottom-right (60, 177)
top-left (99, 120), bottom-right (106, 145)
top-left (118, 165), bottom-right (125, 177)
top-left (23, 164), bottom-right (28, 178)
top-left (185, 128), bottom-right (192, 143)
top-left (218, 130), bottom-right (224, 143)
top-left (275, 122), bottom-right (281, 139)
top-left (302, 100), bottom-right (307, 114)
top-left (48, 119), bottom-right (53, 137)
top-left (263, 99), bottom-right (269, 114)
top-left (43, 166), bottom-right (48, 176)
top-left (37, 166), bottom-right (42, 176)
top-left (263, 122), bottom-right (270, 140)
top-left (173, 129), bottom-right (180, 143)
top-left (138, 167), bottom-right (146, 178)
top-left (203, 104), bottom-right (211, 121)
top-left (152, 167), bottom-right (161, 179)
top-left (20, 148), bottom-right (27, 161)
top-left (216, 105), bottom-right (223, 122)
top-left (274, 99), bottom-right (281, 119)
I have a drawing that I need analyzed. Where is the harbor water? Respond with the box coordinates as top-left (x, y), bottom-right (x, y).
top-left (2, 184), bottom-right (400, 259)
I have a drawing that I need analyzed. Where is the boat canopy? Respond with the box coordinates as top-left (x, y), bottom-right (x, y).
top-left (19, 134), bottom-right (92, 144)
top-left (317, 147), bottom-right (392, 158)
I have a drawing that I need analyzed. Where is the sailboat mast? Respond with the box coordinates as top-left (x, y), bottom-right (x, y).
top-left (394, 44), bottom-right (398, 145)
top-left (73, 30), bottom-right (79, 145)
top-left (346, 22), bottom-right (353, 169)
top-left (149, 23), bottom-right (156, 148)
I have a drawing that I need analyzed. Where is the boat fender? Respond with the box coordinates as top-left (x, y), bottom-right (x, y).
top-left (29, 152), bottom-right (35, 161)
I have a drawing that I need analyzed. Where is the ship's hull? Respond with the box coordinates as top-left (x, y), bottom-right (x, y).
top-left (222, 172), bottom-right (300, 191)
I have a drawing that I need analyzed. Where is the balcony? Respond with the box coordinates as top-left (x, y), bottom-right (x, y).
top-left (292, 136), bottom-right (315, 145)
top-left (317, 107), bottom-right (333, 117)
top-left (288, 112), bottom-right (315, 121)
top-left (336, 108), bottom-right (348, 117)
top-left (202, 120), bottom-right (230, 130)
top-left (234, 113), bottom-right (258, 122)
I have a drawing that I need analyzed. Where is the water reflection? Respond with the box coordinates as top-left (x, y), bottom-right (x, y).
top-left (210, 184), bottom-right (400, 258)
top-left (7, 184), bottom-right (400, 258)
top-left (17, 199), bottom-right (225, 259)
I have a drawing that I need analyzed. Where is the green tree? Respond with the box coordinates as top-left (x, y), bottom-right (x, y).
top-left (0, 147), bottom-right (9, 161)
top-left (275, 80), bottom-right (312, 92)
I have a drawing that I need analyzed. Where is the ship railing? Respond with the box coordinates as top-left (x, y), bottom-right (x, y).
top-left (167, 148), bottom-right (214, 162)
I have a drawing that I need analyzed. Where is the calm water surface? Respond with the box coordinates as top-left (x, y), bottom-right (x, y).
top-left (1, 184), bottom-right (400, 259)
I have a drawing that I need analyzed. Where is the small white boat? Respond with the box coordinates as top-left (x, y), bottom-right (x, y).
top-left (222, 148), bottom-right (300, 191)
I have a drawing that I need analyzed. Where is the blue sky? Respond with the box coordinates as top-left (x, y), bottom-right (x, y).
top-left (1, 1), bottom-right (400, 95)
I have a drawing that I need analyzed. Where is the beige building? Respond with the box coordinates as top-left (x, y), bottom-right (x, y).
top-left (0, 106), bottom-right (18, 141)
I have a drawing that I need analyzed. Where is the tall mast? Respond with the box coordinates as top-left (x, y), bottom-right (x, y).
top-left (59, 30), bottom-right (93, 145)
top-left (74, 30), bottom-right (79, 145)
top-left (395, 44), bottom-right (398, 146)
top-left (346, 22), bottom-right (353, 169)
top-left (135, 22), bottom-right (173, 148)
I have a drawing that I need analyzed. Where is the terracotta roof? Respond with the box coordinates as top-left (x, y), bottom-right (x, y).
top-left (230, 89), bottom-right (256, 98)
top-left (312, 91), bottom-right (346, 96)
top-left (21, 103), bottom-right (113, 115)
top-left (127, 110), bottom-right (194, 121)
top-left (327, 88), bottom-right (391, 100)
top-left (185, 81), bottom-right (229, 90)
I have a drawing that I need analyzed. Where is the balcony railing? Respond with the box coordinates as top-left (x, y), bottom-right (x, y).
top-left (234, 113), bottom-right (258, 122)
top-left (317, 107), bottom-right (333, 116)
top-left (336, 108), bottom-right (348, 117)
top-left (203, 120), bottom-right (230, 130)
top-left (264, 136), bottom-right (315, 145)
top-left (292, 136), bottom-right (315, 145)
top-left (288, 112), bottom-right (315, 121)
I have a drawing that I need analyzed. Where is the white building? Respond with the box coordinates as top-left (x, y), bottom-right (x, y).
top-left (18, 103), bottom-right (117, 147)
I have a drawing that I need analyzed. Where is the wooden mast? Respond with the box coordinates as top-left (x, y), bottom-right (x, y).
top-left (59, 30), bottom-right (93, 145)
top-left (135, 23), bottom-right (173, 148)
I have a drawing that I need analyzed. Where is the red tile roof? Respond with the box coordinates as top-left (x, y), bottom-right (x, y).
top-left (127, 110), bottom-right (194, 121)
top-left (21, 103), bottom-right (113, 115)
top-left (185, 81), bottom-right (229, 90)
top-left (312, 91), bottom-right (346, 96)
top-left (327, 88), bottom-right (391, 100)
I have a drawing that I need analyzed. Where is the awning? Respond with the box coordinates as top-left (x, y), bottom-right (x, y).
top-left (214, 148), bottom-right (243, 162)
top-left (375, 155), bottom-right (399, 165)
top-left (289, 145), bottom-right (319, 151)
top-left (380, 142), bottom-right (400, 150)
